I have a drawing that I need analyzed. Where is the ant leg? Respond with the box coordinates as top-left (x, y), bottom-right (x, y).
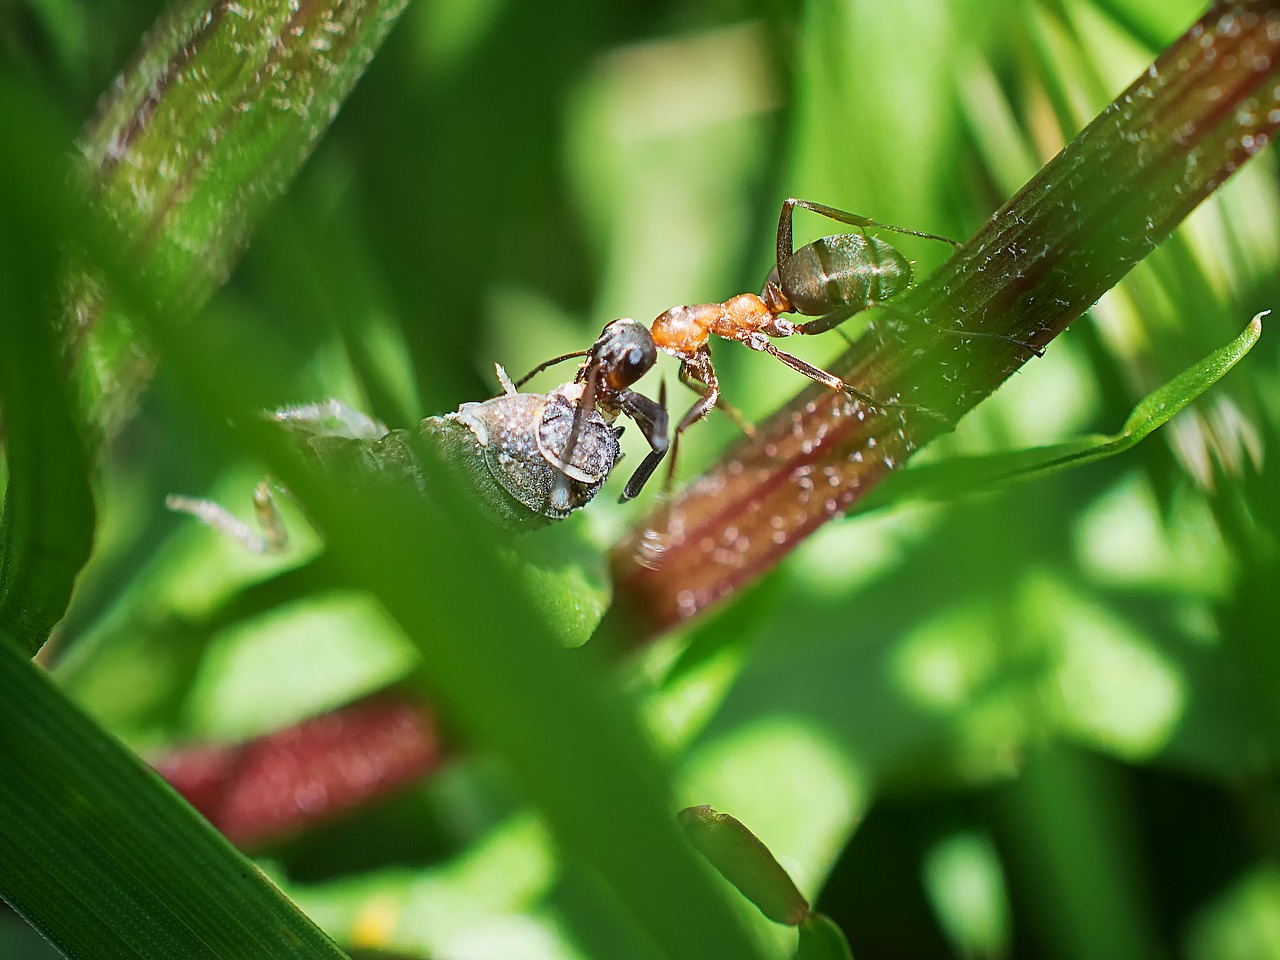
top-left (874, 302), bottom-right (1045, 358)
top-left (781, 198), bottom-right (961, 250)
top-left (791, 302), bottom-right (859, 338)
top-left (617, 381), bottom-right (670, 502)
top-left (548, 363), bottom-right (602, 513)
top-left (665, 353), bottom-right (724, 492)
top-left (759, 342), bottom-right (948, 421)
top-left (166, 479), bottom-right (289, 554)
top-left (756, 342), bottom-right (844, 392)
top-left (678, 361), bottom-right (757, 439)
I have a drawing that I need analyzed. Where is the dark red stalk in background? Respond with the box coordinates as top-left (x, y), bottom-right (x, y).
top-left (611, 0), bottom-right (1280, 637)
top-left (155, 693), bottom-right (444, 848)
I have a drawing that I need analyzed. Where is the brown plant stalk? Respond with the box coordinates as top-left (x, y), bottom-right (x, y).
top-left (611, 0), bottom-right (1280, 637)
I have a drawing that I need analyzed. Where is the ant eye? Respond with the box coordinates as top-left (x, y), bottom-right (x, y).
top-left (594, 320), bottom-right (656, 390)
top-left (615, 339), bottom-right (655, 385)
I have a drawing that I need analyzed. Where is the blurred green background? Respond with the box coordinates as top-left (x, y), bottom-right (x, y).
top-left (5, 0), bottom-right (1280, 957)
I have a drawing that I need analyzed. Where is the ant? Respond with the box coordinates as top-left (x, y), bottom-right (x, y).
top-left (529, 197), bottom-right (1045, 498)
top-left (512, 318), bottom-right (670, 505)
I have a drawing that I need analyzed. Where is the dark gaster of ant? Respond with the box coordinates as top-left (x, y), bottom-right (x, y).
top-left (513, 318), bottom-right (669, 505)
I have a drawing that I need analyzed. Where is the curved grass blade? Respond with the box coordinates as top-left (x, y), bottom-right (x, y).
top-left (795, 912), bottom-right (854, 960)
top-left (0, 78), bottom-right (95, 656)
top-left (134, 301), bottom-right (771, 960)
top-left (0, 638), bottom-right (350, 960)
top-left (855, 311), bottom-right (1265, 512)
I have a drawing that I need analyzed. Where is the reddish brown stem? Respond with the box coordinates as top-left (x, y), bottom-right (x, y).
top-left (611, 1), bottom-right (1280, 636)
top-left (154, 693), bottom-right (446, 848)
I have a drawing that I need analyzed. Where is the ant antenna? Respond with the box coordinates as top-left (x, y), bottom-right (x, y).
top-left (513, 349), bottom-right (590, 390)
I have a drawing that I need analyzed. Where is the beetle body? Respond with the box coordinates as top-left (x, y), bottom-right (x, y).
top-left (452, 378), bottom-right (622, 522)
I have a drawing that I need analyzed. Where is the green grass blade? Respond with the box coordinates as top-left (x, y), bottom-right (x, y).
top-left (857, 311), bottom-right (1264, 511)
top-left (0, 638), bottom-right (350, 960)
top-left (794, 913), bottom-right (853, 960)
top-left (135, 298), bottom-right (771, 960)
top-left (0, 78), bottom-right (95, 656)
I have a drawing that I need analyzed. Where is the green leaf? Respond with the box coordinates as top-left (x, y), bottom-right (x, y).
top-left (795, 912), bottom-right (854, 960)
top-left (0, 77), bottom-right (95, 656)
top-left (0, 637), bottom-right (349, 959)
top-left (856, 311), bottom-right (1264, 513)
top-left (678, 805), bottom-right (810, 926)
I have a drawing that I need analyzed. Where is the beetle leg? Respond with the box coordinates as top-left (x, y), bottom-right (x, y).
top-left (271, 399), bottom-right (387, 439)
top-left (166, 479), bottom-right (289, 554)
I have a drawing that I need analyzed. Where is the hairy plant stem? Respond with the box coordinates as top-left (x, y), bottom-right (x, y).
top-left (611, 0), bottom-right (1280, 636)
top-left (69, 0), bottom-right (409, 438)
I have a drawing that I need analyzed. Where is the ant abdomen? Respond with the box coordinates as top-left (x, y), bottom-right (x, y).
top-left (776, 232), bottom-right (912, 317)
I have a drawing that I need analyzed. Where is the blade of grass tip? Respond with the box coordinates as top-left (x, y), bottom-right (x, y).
top-left (611, 1), bottom-right (1280, 638)
top-left (678, 805), bottom-right (811, 926)
top-left (0, 637), bottom-right (350, 960)
top-left (67, 0), bottom-right (411, 440)
top-left (0, 78), bottom-right (95, 657)
top-left (851, 310), bottom-right (1265, 511)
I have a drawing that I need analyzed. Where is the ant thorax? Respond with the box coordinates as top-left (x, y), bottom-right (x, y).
top-left (651, 293), bottom-right (784, 357)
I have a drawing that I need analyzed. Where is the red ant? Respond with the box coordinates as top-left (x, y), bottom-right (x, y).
top-left (524, 198), bottom-right (1044, 498)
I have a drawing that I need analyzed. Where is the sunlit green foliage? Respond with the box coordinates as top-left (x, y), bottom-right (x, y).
top-left (3, 0), bottom-right (1280, 958)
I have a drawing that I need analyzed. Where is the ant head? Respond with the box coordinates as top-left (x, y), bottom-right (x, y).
top-left (590, 319), bottom-right (657, 391)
